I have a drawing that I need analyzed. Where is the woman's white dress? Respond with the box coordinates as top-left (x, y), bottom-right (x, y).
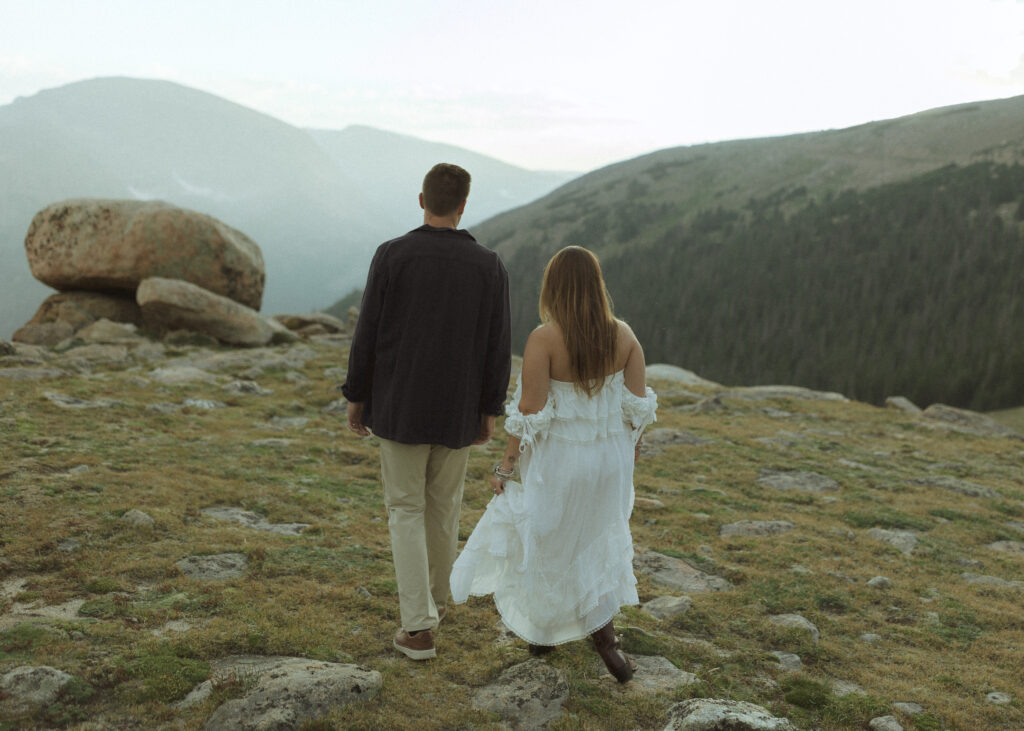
top-left (450, 371), bottom-right (658, 645)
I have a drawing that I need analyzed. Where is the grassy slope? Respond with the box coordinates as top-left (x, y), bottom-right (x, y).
top-left (477, 94), bottom-right (1024, 261)
top-left (1, 338), bottom-right (1023, 729)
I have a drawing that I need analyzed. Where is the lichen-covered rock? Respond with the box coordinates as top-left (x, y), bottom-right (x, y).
top-left (923, 403), bottom-right (1022, 440)
top-left (769, 613), bottom-right (820, 642)
top-left (24, 199), bottom-right (264, 309)
top-left (664, 698), bottom-right (796, 730)
top-left (138, 277), bottom-right (294, 347)
top-left (720, 520), bottom-right (795, 537)
top-left (633, 548), bottom-right (733, 593)
top-left (757, 470), bottom-right (840, 493)
top-left (472, 659), bottom-right (568, 729)
top-left (13, 291), bottom-right (141, 345)
top-left (642, 595), bottom-right (693, 620)
top-left (176, 553), bottom-right (248, 581)
top-left (202, 657), bottom-right (381, 730)
top-left (0, 665), bottom-right (75, 713)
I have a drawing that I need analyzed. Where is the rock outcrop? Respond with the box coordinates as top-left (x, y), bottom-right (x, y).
top-left (25, 199), bottom-right (265, 309)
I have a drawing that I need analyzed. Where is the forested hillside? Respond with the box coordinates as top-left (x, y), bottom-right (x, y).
top-left (498, 161), bottom-right (1024, 411)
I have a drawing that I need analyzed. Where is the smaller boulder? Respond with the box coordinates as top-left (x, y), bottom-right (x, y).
top-left (138, 277), bottom-right (296, 347)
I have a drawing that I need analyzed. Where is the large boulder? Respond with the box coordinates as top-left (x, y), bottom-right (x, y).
top-left (25, 199), bottom-right (265, 309)
top-left (12, 291), bottom-right (142, 345)
top-left (138, 277), bottom-right (295, 347)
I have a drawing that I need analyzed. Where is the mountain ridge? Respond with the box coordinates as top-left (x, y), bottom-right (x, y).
top-left (0, 76), bottom-right (574, 339)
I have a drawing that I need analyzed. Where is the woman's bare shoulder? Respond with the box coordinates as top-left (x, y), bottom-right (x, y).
top-left (615, 319), bottom-right (639, 345)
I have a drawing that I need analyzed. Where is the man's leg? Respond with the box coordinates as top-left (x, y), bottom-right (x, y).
top-left (379, 438), bottom-right (438, 633)
top-left (424, 444), bottom-right (471, 614)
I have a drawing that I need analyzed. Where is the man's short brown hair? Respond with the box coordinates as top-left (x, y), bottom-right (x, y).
top-left (422, 163), bottom-right (471, 217)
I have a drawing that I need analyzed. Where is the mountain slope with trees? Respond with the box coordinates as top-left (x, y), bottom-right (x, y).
top-left (474, 96), bottom-right (1024, 412)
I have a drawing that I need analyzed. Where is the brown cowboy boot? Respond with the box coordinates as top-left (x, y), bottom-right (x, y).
top-left (590, 621), bottom-right (635, 683)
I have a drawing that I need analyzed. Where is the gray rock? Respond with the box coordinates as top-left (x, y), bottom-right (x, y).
top-left (201, 506), bottom-right (309, 536)
top-left (176, 553), bottom-right (248, 581)
top-left (269, 416), bottom-right (309, 429)
top-left (837, 457), bottom-right (881, 472)
top-left (633, 549), bottom-right (733, 593)
top-left (640, 428), bottom-right (714, 457)
top-left (149, 365), bottom-right (220, 385)
top-left (147, 402), bottom-right (183, 414)
top-left (860, 633), bottom-right (882, 643)
top-left (720, 520), bottom-right (795, 537)
top-left (923, 403), bottom-right (1022, 439)
top-left (645, 364), bottom-right (720, 388)
top-left (635, 496), bottom-right (667, 512)
top-left (0, 340), bottom-right (15, 356)
top-left (832, 679), bottom-right (867, 696)
top-left (757, 470), bottom-right (840, 493)
top-left (249, 438), bottom-right (296, 448)
top-left (718, 385), bottom-right (848, 402)
top-left (868, 716), bottom-right (903, 731)
top-left (885, 396), bottom-right (922, 414)
top-left (986, 692), bottom-right (1012, 704)
top-left (664, 698), bottom-right (796, 730)
top-left (869, 528), bottom-right (919, 555)
top-left (43, 391), bottom-right (123, 409)
top-left (58, 538), bottom-right (81, 552)
top-left (223, 380), bottom-right (273, 396)
top-left (867, 576), bottom-right (892, 589)
top-left (472, 658), bottom-right (569, 729)
top-left (0, 665), bottom-right (75, 712)
top-left (75, 318), bottom-right (140, 343)
top-left (0, 367), bottom-right (66, 381)
top-left (987, 540), bottom-right (1024, 557)
top-left (184, 398), bottom-right (227, 410)
top-left (892, 702), bottom-right (924, 715)
top-left (768, 614), bottom-right (819, 643)
top-left (202, 657), bottom-right (381, 730)
top-left (618, 655), bottom-right (699, 693)
top-left (769, 651), bottom-right (802, 671)
top-left (1005, 520), bottom-right (1024, 535)
top-left (322, 398), bottom-right (347, 415)
top-left (961, 573), bottom-right (1024, 589)
top-left (907, 475), bottom-right (1000, 498)
top-left (641, 595), bottom-right (693, 620)
top-left (120, 509), bottom-right (155, 528)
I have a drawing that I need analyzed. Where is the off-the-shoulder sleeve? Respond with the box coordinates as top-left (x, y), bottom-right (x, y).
top-left (622, 386), bottom-right (658, 445)
top-left (503, 379), bottom-right (554, 451)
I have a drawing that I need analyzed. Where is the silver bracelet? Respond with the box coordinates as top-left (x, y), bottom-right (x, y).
top-left (493, 463), bottom-right (515, 478)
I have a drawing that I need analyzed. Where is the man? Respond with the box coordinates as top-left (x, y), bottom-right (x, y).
top-left (342, 163), bottom-right (512, 660)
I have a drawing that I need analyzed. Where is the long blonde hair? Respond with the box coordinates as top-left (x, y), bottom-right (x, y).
top-left (539, 246), bottom-right (617, 396)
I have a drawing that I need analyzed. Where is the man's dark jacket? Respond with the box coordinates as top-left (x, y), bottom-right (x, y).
top-left (341, 225), bottom-right (512, 449)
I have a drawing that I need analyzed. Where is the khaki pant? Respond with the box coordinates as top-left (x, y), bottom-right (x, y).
top-left (380, 438), bottom-right (470, 632)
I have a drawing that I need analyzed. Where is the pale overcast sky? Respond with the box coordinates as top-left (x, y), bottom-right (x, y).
top-left (2, 0), bottom-right (1023, 171)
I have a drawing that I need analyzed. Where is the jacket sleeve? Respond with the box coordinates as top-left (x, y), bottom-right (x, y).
top-left (479, 257), bottom-right (512, 416)
top-left (341, 244), bottom-right (389, 403)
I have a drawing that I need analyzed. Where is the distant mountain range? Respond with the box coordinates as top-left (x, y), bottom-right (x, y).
top-left (472, 95), bottom-right (1024, 411)
top-left (0, 77), bottom-right (577, 339)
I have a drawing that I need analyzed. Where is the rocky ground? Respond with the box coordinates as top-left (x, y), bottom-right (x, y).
top-left (1, 324), bottom-right (1022, 730)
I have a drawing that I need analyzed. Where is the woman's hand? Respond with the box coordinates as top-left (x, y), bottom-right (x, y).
top-left (490, 474), bottom-right (506, 495)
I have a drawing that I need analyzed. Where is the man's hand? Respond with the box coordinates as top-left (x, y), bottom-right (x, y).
top-left (347, 401), bottom-right (370, 436)
top-left (473, 414), bottom-right (496, 445)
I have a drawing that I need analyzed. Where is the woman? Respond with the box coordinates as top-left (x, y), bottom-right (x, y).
top-left (450, 246), bottom-right (657, 682)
